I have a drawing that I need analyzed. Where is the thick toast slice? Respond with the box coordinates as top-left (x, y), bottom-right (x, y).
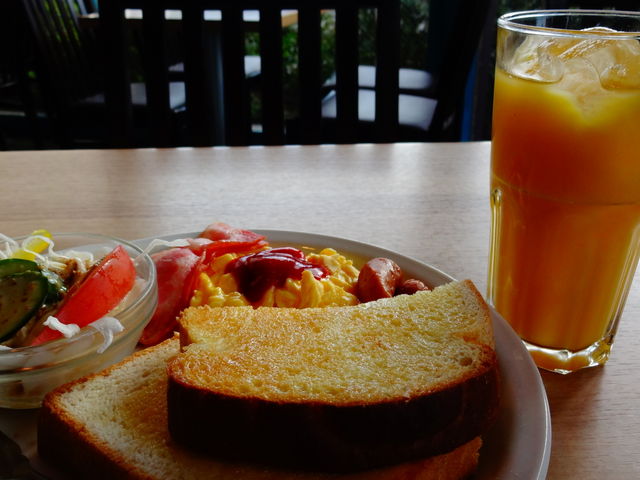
top-left (169, 280), bottom-right (500, 473)
top-left (38, 336), bottom-right (484, 480)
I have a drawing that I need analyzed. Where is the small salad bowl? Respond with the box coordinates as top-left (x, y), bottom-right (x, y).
top-left (0, 233), bottom-right (157, 409)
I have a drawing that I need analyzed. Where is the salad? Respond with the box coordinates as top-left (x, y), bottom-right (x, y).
top-left (0, 230), bottom-right (136, 349)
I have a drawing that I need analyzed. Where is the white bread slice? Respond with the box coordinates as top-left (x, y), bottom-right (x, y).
top-left (38, 336), bottom-right (484, 480)
top-left (169, 280), bottom-right (500, 473)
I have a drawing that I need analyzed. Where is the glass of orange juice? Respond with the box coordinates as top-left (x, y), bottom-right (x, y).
top-left (488, 10), bottom-right (640, 373)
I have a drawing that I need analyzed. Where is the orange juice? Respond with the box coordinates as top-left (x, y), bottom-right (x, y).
top-left (488, 26), bottom-right (640, 372)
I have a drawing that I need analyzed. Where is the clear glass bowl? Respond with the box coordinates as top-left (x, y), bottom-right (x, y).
top-left (0, 233), bottom-right (157, 408)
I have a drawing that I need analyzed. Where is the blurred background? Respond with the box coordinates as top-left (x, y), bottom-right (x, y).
top-left (0, 0), bottom-right (636, 150)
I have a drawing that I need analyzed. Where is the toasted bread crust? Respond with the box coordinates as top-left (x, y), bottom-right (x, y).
top-left (37, 337), bottom-right (486, 480)
top-left (38, 404), bottom-right (148, 480)
top-left (168, 280), bottom-right (500, 473)
top-left (168, 362), bottom-right (499, 472)
top-left (38, 339), bottom-right (179, 480)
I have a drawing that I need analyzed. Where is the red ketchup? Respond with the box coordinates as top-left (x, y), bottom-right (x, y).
top-left (225, 247), bottom-right (329, 304)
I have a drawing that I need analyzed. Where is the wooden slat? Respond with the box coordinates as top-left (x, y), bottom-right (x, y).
top-left (374, 0), bottom-right (400, 142)
top-left (334, 4), bottom-right (359, 143)
top-left (429, 0), bottom-right (491, 141)
top-left (100, 0), bottom-right (134, 147)
top-left (141, 1), bottom-right (172, 147)
top-left (297, 6), bottom-right (322, 144)
top-left (182, 3), bottom-right (217, 146)
top-left (259, 6), bottom-right (285, 145)
top-left (221, 6), bottom-right (250, 145)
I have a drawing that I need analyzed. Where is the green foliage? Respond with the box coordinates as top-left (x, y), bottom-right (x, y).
top-left (320, 12), bottom-right (336, 82)
top-left (399, 0), bottom-right (429, 68)
top-left (351, 2), bottom-right (429, 69)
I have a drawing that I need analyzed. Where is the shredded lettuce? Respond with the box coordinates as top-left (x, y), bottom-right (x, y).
top-left (90, 316), bottom-right (125, 354)
top-left (0, 232), bottom-right (95, 274)
top-left (0, 233), bottom-right (19, 259)
top-left (38, 315), bottom-right (125, 354)
top-left (42, 316), bottom-right (81, 338)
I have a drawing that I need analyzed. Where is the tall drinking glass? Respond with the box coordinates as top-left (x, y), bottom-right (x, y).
top-left (488, 10), bottom-right (640, 373)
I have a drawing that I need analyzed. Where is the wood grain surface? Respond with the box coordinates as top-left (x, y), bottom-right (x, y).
top-left (1, 142), bottom-right (638, 479)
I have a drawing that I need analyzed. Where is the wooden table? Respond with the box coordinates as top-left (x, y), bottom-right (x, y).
top-left (1, 142), bottom-right (639, 479)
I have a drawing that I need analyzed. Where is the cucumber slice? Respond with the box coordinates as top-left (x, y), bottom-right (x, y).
top-left (41, 269), bottom-right (66, 302)
top-left (0, 259), bottom-right (40, 277)
top-left (0, 258), bottom-right (64, 302)
top-left (0, 272), bottom-right (49, 342)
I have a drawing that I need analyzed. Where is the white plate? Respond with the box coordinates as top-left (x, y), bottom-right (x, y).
top-left (0, 229), bottom-right (551, 479)
top-left (140, 229), bottom-right (552, 479)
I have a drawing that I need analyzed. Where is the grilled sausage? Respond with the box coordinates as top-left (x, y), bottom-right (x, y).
top-left (396, 278), bottom-right (431, 295)
top-left (357, 258), bottom-right (403, 302)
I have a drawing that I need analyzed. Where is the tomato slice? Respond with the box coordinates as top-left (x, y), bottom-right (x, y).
top-left (30, 245), bottom-right (136, 346)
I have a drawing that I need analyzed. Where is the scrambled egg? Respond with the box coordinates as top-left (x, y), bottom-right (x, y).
top-left (190, 248), bottom-right (360, 308)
